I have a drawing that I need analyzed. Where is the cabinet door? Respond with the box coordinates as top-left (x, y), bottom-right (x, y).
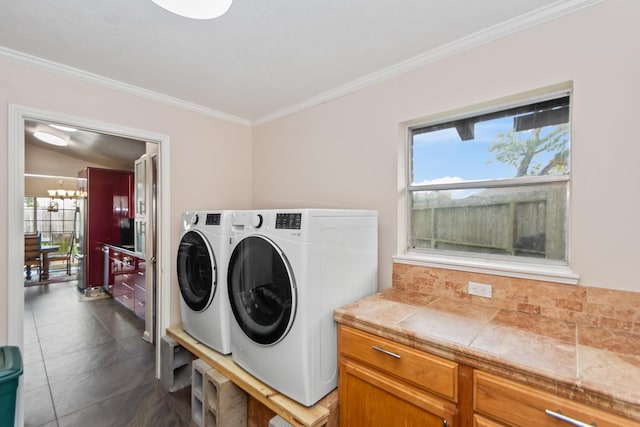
top-left (339, 359), bottom-right (452, 427)
top-left (134, 156), bottom-right (146, 217)
top-left (135, 218), bottom-right (146, 254)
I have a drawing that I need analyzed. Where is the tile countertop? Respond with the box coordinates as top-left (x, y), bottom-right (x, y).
top-left (334, 288), bottom-right (640, 422)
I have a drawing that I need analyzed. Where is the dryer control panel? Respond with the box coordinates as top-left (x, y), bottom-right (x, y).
top-left (205, 213), bottom-right (221, 225)
top-left (275, 213), bottom-right (302, 230)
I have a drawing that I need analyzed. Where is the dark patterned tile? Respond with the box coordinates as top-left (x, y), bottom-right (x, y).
top-left (50, 354), bottom-right (155, 417)
top-left (24, 359), bottom-right (49, 392)
top-left (23, 339), bottom-right (43, 366)
top-left (164, 384), bottom-right (193, 423)
top-left (94, 309), bottom-right (144, 340)
top-left (57, 381), bottom-right (189, 427)
top-left (37, 315), bottom-right (106, 340)
top-left (23, 277), bottom-right (185, 426)
top-left (118, 335), bottom-right (155, 360)
top-left (39, 327), bottom-right (116, 360)
top-left (44, 341), bottom-right (132, 382)
top-left (24, 384), bottom-right (56, 427)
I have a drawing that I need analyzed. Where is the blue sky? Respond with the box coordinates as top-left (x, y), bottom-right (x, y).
top-left (412, 116), bottom-right (565, 184)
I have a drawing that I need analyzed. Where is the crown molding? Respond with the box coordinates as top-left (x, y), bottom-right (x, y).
top-left (0, 46), bottom-right (251, 127)
top-left (252, 0), bottom-right (602, 126)
top-left (0, 0), bottom-right (601, 129)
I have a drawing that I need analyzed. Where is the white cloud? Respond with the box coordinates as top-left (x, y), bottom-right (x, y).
top-left (417, 176), bottom-right (464, 185)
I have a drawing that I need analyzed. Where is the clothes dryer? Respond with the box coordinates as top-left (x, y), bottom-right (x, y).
top-left (177, 211), bottom-right (234, 354)
top-left (227, 209), bottom-right (378, 406)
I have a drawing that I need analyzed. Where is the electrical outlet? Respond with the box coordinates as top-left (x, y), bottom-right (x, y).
top-left (468, 281), bottom-right (492, 298)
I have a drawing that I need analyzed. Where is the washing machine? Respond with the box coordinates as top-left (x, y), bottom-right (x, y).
top-left (176, 210), bottom-right (234, 354)
top-left (227, 209), bottom-right (378, 406)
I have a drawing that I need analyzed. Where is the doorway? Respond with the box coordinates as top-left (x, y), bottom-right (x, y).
top-left (7, 104), bottom-right (171, 424)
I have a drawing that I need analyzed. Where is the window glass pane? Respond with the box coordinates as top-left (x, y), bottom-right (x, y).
top-left (28, 197), bottom-right (79, 245)
top-left (24, 197), bottom-right (35, 233)
top-left (411, 181), bottom-right (567, 261)
top-left (412, 96), bottom-right (570, 184)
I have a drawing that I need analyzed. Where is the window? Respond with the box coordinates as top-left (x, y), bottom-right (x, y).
top-left (408, 94), bottom-right (570, 264)
top-left (24, 197), bottom-right (78, 250)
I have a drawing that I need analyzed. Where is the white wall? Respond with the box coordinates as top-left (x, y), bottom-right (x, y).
top-left (252, 0), bottom-right (640, 292)
top-left (0, 56), bottom-right (253, 343)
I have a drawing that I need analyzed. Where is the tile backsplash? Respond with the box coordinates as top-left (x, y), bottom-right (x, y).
top-left (392, 262), bottom-right (640, 335)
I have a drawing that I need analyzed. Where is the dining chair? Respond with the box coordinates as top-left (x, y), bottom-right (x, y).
top-left (48, 232), bottom-right (75, 275)
top-left (24, 233), bottom-right (42, 281)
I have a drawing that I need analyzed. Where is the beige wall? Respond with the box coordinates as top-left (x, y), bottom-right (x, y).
top-left (24, 143), bottom-right (116, 197)
top-left (3, 0), bottom-right (639, 345)
top-left (252, 0), bottom-right (640, 292)
top-left (0, 56), bottom-right (253, 343)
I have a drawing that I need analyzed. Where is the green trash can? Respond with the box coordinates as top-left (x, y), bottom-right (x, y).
top-left (0, 346), bottom-right (23, 427)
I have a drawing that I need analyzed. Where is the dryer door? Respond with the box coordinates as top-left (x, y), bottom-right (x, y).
top-left (227, 235), bottom-right (296, 345)
top-left (177, 230), bottom-right (217, 312)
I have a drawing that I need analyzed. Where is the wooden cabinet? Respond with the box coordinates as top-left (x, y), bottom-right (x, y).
top-left (338, 325), bottom-right (456, 426)
top-left (337, 324), bottom-right (640, 427)
top-left (473, 370), bottom-right (640, 427)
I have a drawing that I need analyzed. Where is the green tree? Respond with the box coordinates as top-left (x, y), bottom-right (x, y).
top-left (488, 124), bottom-right (569, 177)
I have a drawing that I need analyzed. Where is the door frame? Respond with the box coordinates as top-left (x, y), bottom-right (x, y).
top-left (7, 104), bottom-right (172, 421)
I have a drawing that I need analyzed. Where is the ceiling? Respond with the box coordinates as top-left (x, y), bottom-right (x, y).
top-left (0, 0), bottom-right (595, 125)
top-left (25, 119), bottom-right (146, 170)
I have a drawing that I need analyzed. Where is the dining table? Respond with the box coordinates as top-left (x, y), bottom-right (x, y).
top-left (40, 245), bottom-right (60, 280)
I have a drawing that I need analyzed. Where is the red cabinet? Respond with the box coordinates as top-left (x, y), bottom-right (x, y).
top-left (106, 246), bottom-right (146, 319)
top-left (78, 167), bottom-right (134, 289)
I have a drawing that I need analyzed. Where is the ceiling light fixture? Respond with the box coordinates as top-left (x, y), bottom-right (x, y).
top-left (34, 131), bottom-right (69, 147)
top-left (151, 0), bottom-right (232, 19)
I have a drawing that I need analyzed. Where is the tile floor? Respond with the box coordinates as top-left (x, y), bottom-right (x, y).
top-left (23, 280), bottom-right (192, 427)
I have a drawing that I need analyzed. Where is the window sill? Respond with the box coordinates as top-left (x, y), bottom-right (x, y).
top-left (393, 252), bottom-right (579, 285)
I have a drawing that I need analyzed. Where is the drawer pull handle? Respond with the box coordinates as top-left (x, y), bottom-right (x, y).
top-left (545, 409), bottom-right (595, 427)
top-left (371, 345), bottom-right (401, 359)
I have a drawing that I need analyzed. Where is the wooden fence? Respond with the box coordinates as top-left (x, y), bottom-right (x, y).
top-left (411, 183), bottom-right (566, 260)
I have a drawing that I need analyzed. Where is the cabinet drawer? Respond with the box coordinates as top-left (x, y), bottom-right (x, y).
top-left (473, 414), bottom-right (506, 427)
top-left (117, 293), bottom-right (135, 310)
top-left (134, 270), bottom-right (146, 287)
top-left (339, 325), bottom-right (458, 401)
top-left (134, 297), bottom-right (146, 319)
top-left (474, 370), bottom-right (640, 427)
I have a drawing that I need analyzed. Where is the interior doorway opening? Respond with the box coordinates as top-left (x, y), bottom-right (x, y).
top-left (8, 104), bottom-right (171, 426)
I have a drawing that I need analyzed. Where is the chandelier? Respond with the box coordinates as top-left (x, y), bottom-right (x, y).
top-left (47, 189), bottom-right (86, 199)
top-left (46, 189), bottom-right (86, 212)
top-left (151, 0), bottom-right (232, 19)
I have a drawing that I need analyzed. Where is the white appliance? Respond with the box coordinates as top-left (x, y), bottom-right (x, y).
top-left (227, 209), bottom-right (378, 406)
top-left (177, 211), bottom-right (234, 354)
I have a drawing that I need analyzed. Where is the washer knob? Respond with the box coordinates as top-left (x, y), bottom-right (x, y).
top-left (252, 213), bottom-right (263, 228)
top-left (192, 213), bottom-right (199, 225)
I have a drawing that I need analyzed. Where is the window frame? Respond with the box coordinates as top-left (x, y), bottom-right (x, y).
top-left (398, 87), bottom-right (578, 284)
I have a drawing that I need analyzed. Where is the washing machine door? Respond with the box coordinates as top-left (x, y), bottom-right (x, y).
top-left (227, 235), bottom-right (296, 346)
top-left (177, 230), bottom-right (217, 312)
